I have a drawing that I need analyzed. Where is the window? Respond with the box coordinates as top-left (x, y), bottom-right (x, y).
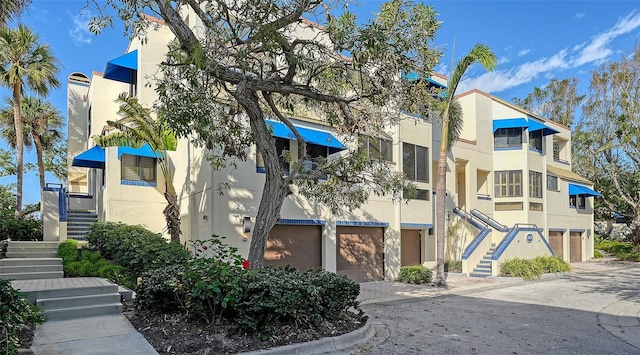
top-left (495, 202), bottom-right (523, 211)
top-left (403, 143), bottom-right (429, 182)
top-left (256, 137), bottom-right (290, 173)
top-left (405, 188), bottom-right (429, 201)
top-left (121, 155), bottom-right (156, 183)
top-left (529, 202), bottom-right (543, 211)
top-left (303, 143), bottom-right (328, 172)
top-left (553, 138), bottom-right (568, 163)
top-left (547, 175), bottom-right (558, 191)
top-left (494, 128), bottom-right (522, 149)
top-left (477, 169), bottom-right (490, 198)
top-left (495, 170), bottom-right (522, 197)
top-left (529, 171), bottom-right (543, 198)
top-left (529, 130), bottom-right (543, 152)
top-left (570, 195), bottom-right (586, 210)
top-left (360, 136), bottom-right (393, 162)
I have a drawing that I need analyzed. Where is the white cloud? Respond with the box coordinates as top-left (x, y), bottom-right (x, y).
top-left (517, 49), bottom-right (530, 57)
top-left (574, 12), bottom-right (586, 20)
top-left (68, 10), bottom-right (92, 46)
top-left (458, 10), bottom-right (640, 94)
top-left (497, 56), bottom-right (511, 65)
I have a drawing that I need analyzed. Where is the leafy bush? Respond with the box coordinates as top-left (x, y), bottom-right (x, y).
top-left (616, 250), bottom-right (640, 262)
top-left (0, 216), bottom-right (42, 241)
top-left (85, 222), bottom-right (190, 276)
top-left (397, 265), bottom-right (432, 284)
top-left (594, 250), bottom-right (603, 258)
top-left (231, 267), bottom-right (363, 336)
top-left (0, 279), bottom-right (44, 353)
top-left (57, 239), bottom-right (136, 289)
top-left (445, 260), bottom-right (462, 272)
top-left (500, 256), bottom-right (571, 280)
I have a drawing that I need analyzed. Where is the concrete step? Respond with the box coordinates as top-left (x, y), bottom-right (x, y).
top-left (5, 251), bottom-right (57, 258)
top-left (7, 241), bottom-right (59, 248)
top-left (478, 259), bottom-right (491, 265)
top-left (475, 264), bottom-right (491, 270)
top-left (472, 268), bottom-right (491, 274)
top-left (7, 246), bottom-right (59, 253)
top-left (0, 271), bottom-right (64, 280)
top-left (43, 303), bottom-right (123, 321)
top-left (0, 258), bottom-right (62, 266)
top-left (37, 293), bottom-right (122, 311)
top-left (0, 265), bottom-right (63, 273)
top-left (470, 273), bottom-right (489, 278)
top-left (33, 285), bottom-right (119, 300)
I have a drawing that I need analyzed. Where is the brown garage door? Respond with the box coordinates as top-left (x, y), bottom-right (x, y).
top-left (401, 229), bottom-right (421, 266)
top-left (336, 226), bottom-right (384, 282)
top-left (264, 224), bottom-right (322, 271)
top-left (548, 231), bottom-right (564, 258)
top-left (570, 231), bottom-right (582, 262)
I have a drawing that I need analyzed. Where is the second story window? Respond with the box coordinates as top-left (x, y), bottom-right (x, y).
top-left (547, 175), bottom-right (558, 191)
top-left (360, 136), bottom-right (393, 162)
top-left (121, 154), bottom-right (156, 183)
top-left (403, 142), bottom-right (429, 183)
top-left (570, 194), bottom-right (586, 210)
top-left (303, 143), bottom-right (328, 172)
top-left (256, 137), bottom-right (290, 173)
top-left (494, 128), bottom-right (522, 149)
top-left (529, 171), bottom-right (543, 198)
top-left (495, 170), bottom-right (522, 197)
top-left (529, 130), bottom-right (543, 152)
top-left (553, 137), bottom-right (569, 163)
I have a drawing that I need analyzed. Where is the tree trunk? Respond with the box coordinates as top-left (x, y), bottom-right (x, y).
top-left (234, 84), bottom-right (287, 269)
top-left (630, 212), bottom-right (640, 251)
top-left (434, 108), bottom-right (451, 287)
top-left (163, 188), bottom-right (181, 243)
top-left (33, 134), bottom-right (45, 196)
top-left (13, 82), bottom-right (23, 215)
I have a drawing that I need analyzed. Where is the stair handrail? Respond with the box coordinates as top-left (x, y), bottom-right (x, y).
top-left (462, 228), bottom-right (491, 260)
top-left (491, 223), bottom-right (544, 260)
top-left (471, 209), bottom-right (508, 232)
top-left (453, 207), bottom-right (488, 230)
top-left (454, 207), bottom-right (492, 260)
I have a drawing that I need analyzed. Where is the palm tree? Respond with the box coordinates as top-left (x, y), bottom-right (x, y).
top-left (434, 44), bottom-right (496, 286)
top-left (0, 95), bottom-right (63, 192)
top-left (94, 93), bottom-right (181, 243)
top-left (0, 24), bottom-right (60, 214)
top-left (0, 1), bottom-right (30, 25)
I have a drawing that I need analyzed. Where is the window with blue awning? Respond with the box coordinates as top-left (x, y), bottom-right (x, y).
top-left (118, 144), bottom-right (164, 159)
top-left (492, 118), bottom-right (530, 132)
top-left (528, 120), bottom-right (560, 136)
top-left (71, 145), bottom-right (105, 168)
top-left (265, 120), bottom-right (346, 154)
top-left (104, 50), bottom-right (138, 84)
top-left (568, 183), bottom-right (601, 197)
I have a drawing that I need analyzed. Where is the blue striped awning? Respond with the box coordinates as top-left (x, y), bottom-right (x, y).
top-left (493, 118), bottom-right (529, 132)
top-left (118, 143), bottom-right (163, 159)
top-left (568, 183), bottom-right (601, 197)
top-left (104, 50), bottom-right (138, 84)
top-left (266, 120), bottom-right (346, 154)
top-left (528, 120), bottom-right (560, 136)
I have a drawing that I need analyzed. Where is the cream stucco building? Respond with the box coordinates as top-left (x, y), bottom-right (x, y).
top-left (43, 14), bottom-right (597, 281)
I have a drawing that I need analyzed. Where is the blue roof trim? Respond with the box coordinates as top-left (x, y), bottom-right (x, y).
top-left (568, 183), bottom-right (601, 197)
top-left (72, 145), bottom-right (105, 168)
top-left (277, 219), bottom-right (326, 225)
top-left (118, 144), bottom-right (163, 159)
top-left (104, 50), bottom-right (138, 83)
top-left (400, 223), bottom-right (433, 228)
top-left (336, 221), bottom-right (389, 227)
top-left (570, 228), bottom-right (585, 233)
top-left (265, 120), bottom-right (346, 153)
top-left (493, 118), bottom-right (529, 132)
top-left (528, 120), bottom-right (560, 136)
top-left (548, 228), bottom-right (566, 232)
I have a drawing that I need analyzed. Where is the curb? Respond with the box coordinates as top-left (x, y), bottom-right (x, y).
top-left (238, 319), bottom-right (374, 355)
top-left (486, 276), bottom-right (524, 282)
top-left (598, 301), bottom-right (640, 350)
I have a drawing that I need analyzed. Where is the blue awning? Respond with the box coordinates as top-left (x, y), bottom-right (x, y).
top-left (72, 146), bottom-right (105, 168)
top-left (118, 143), bottom-right (163, 159)
top-left (493, 118), bottom-right (529, 132)
top-left (528, 120), bottom-right (560, 136)
top-left (568, 183), bottom-right (601, 197)
top-left (104, 50), bottom-right (138, 84)
top-left (265, 120), bottom-right (346, 154)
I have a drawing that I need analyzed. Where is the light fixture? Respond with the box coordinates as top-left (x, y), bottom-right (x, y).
top-left (243, 216), bottom-right (252, 233)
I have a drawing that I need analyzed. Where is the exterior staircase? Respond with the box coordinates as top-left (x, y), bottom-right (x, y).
top-left (0, 241), bottom-right (63, 280)
top-left (67, 210), bottom-right (98, 240)
top-left (469, 243), bottom-right (496, 278)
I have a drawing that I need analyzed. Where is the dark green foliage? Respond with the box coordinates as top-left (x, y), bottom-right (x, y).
top-left (231, 267), bottom-right (363, 336)
top-left (594, 250), bottom-right (603, 258)
top-left (595, 239), bottom-right (633, 255)
top-left (397, 265), bottom-right (433, 284)
top-left (57, 239), bottom-right (136, 289)
top-left (445, 260), bottom-right (462, 272)
top-left (0, 216), bottom-right (42, 241)
top-left (0, 279), bottom-right (44, 353)
top-left (85, 222), bottom-right (190, 276)
top-left (500, 256), bottom-right (571, 280)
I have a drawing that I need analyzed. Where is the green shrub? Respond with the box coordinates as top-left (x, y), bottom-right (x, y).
top-left (231, 267), bottom-right (363, 336)
top-left (0, 216), bottom-right (42, 241)
top-left (85, 222), bottom-right (190, 276)
top-left (0, 279), bottom-right (44, 353)
top-left (532, 256), bottom-right (571, 273)
top-left (500, 257), bottom-right (542, 280)
top-left (397, 265), bottom-right (432, 284)
top-left (57, 239), bottom-right (79, 266)
top-left (616, 250), bottom-right (640, 262)
top-left (134, 264), bottom-right (187, 313)
top-left (594, 250), bottom-right (603, 258)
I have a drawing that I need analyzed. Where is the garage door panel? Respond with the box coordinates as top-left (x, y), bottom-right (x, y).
top-left (570, 231), bottom-right (582, 262)
top-left (336, 227), bottom-right (384, 282)
top-left (265, 225), bottom-right (322, 271)
top-left (548, 231), bottom-right (563, 258)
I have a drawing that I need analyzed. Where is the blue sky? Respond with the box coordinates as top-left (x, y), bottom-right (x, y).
top-left (2, 0), bottom-right (640, 205)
